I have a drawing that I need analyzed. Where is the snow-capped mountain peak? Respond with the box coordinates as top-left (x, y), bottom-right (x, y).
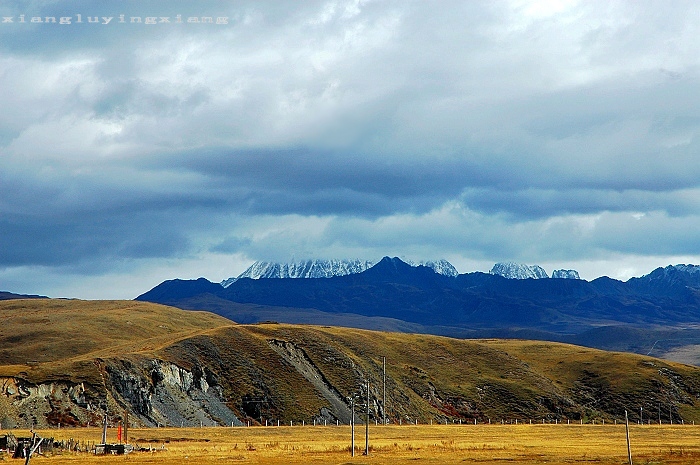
top-left (551, 269), bottom-right (581, 279)
top-left (490, 263), bottom-right (582, 280)
top-left (490, 262), bottom-right (548, 279)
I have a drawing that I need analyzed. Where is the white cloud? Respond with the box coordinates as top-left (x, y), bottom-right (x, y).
top-left (3, 0), bottom-right (700, 297)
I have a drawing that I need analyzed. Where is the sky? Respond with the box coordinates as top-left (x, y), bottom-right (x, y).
top-left (2, 0), bottom-right (700, 299)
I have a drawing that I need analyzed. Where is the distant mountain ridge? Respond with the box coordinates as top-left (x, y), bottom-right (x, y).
top-left (626, 264), bottom-right (700, 299)
top-left (138, 257), bottom-right (700, 331)
top-left (638, 264), bottom-right (700, 283)
top-left (221, 257), bottom-right (458, 286)
top-left (0, 290), bottom-right (47, 300)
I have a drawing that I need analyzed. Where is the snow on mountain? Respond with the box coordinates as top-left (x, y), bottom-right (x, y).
top-left (490, 263), bottom-right (581, 280)
top-left (490, 262), bottom-right (549, 279)
top-left (221, 259), bottom-right (374, 286)
top-left (652, 264), bottom-right (700, 277)
top-left (551, 269), bottom-right (581, 279)
top-left (221, 258), bottom-right (460, 286)
top-left (219, 276), bottom-right (240, 288)
top-left (636, 264), bottom-right (700, 285)
top-left (423, 259), bottom-right (459, 277)
top-left (404, 259), bottom-right (459, 277)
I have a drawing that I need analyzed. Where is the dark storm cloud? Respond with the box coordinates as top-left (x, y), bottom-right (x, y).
top-left (0, 212), bottom-right (190, 268)
top-left (154, 147), bottom-right (482, 215)
top-left (0, 168), bottom-right (212, 269)
top-left (459, 187), bottom-right (700, 219)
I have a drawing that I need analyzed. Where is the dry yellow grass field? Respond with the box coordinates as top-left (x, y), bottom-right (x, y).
top-left (6, 424), bottom-right (700, 464)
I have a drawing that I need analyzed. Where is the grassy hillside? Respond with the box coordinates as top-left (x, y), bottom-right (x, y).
top-left (225, 325), bottom-right (700, 423)
top-left (0, 299), bottom-right (231, 382)
top-left (2, 299), bottom-right (700, 429)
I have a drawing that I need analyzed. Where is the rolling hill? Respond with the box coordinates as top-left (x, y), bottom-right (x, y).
top-left (3, 298), bottom-right (700, 429)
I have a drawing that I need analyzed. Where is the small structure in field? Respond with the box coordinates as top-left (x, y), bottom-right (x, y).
top-left (94, 412), bottom-right (133, 455)
top-left (11, 436), bottom-right (35, 458)
top-left (94, 443), bottom-right (134, 455)
top-left (0, 433), bottom-right (18, 453)
top-left (10, 432), bottom-right (52, 463)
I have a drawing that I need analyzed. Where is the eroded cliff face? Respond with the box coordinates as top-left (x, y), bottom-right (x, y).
top-left (106, 359), bottom-right (242, 427)
top-left (0, 359), bottom-right (242, 428)
top-left (0, 377), bottom-right (104, 428)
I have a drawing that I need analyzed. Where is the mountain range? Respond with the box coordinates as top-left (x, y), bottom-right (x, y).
top-left (221, 258), bottom-right (581, 285)
top-left (136, 258), bottom-right (700, 363)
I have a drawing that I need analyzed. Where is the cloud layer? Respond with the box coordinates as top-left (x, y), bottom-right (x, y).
top-left (2, 0), bottom-right (700, 298)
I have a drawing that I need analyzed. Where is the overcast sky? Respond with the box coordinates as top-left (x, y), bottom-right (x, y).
top-left (2, 0), bottom-right (700, 299)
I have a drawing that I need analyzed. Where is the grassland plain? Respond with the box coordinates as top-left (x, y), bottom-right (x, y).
top-left (4, 424), bottom-right (700, 464)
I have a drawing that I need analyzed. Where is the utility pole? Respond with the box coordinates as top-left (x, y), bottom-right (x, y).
top-left (365, 379), bottom-right (370, 456)
top-left (640, 407), bottom-right (643, 425)
top-left (23, 431), bottom-right (44, 465)
top-left (101, 414), bottom-right (108, 445)
top-left (383, 356), bottom-right (386, 426)
top-left (351, 397), bottom-right (355, 457)
top-left (625, 410), bottom-right (632, 465)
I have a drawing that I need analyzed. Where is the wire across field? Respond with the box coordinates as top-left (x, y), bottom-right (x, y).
top-left (7, 423), bottom-right (700, 464)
